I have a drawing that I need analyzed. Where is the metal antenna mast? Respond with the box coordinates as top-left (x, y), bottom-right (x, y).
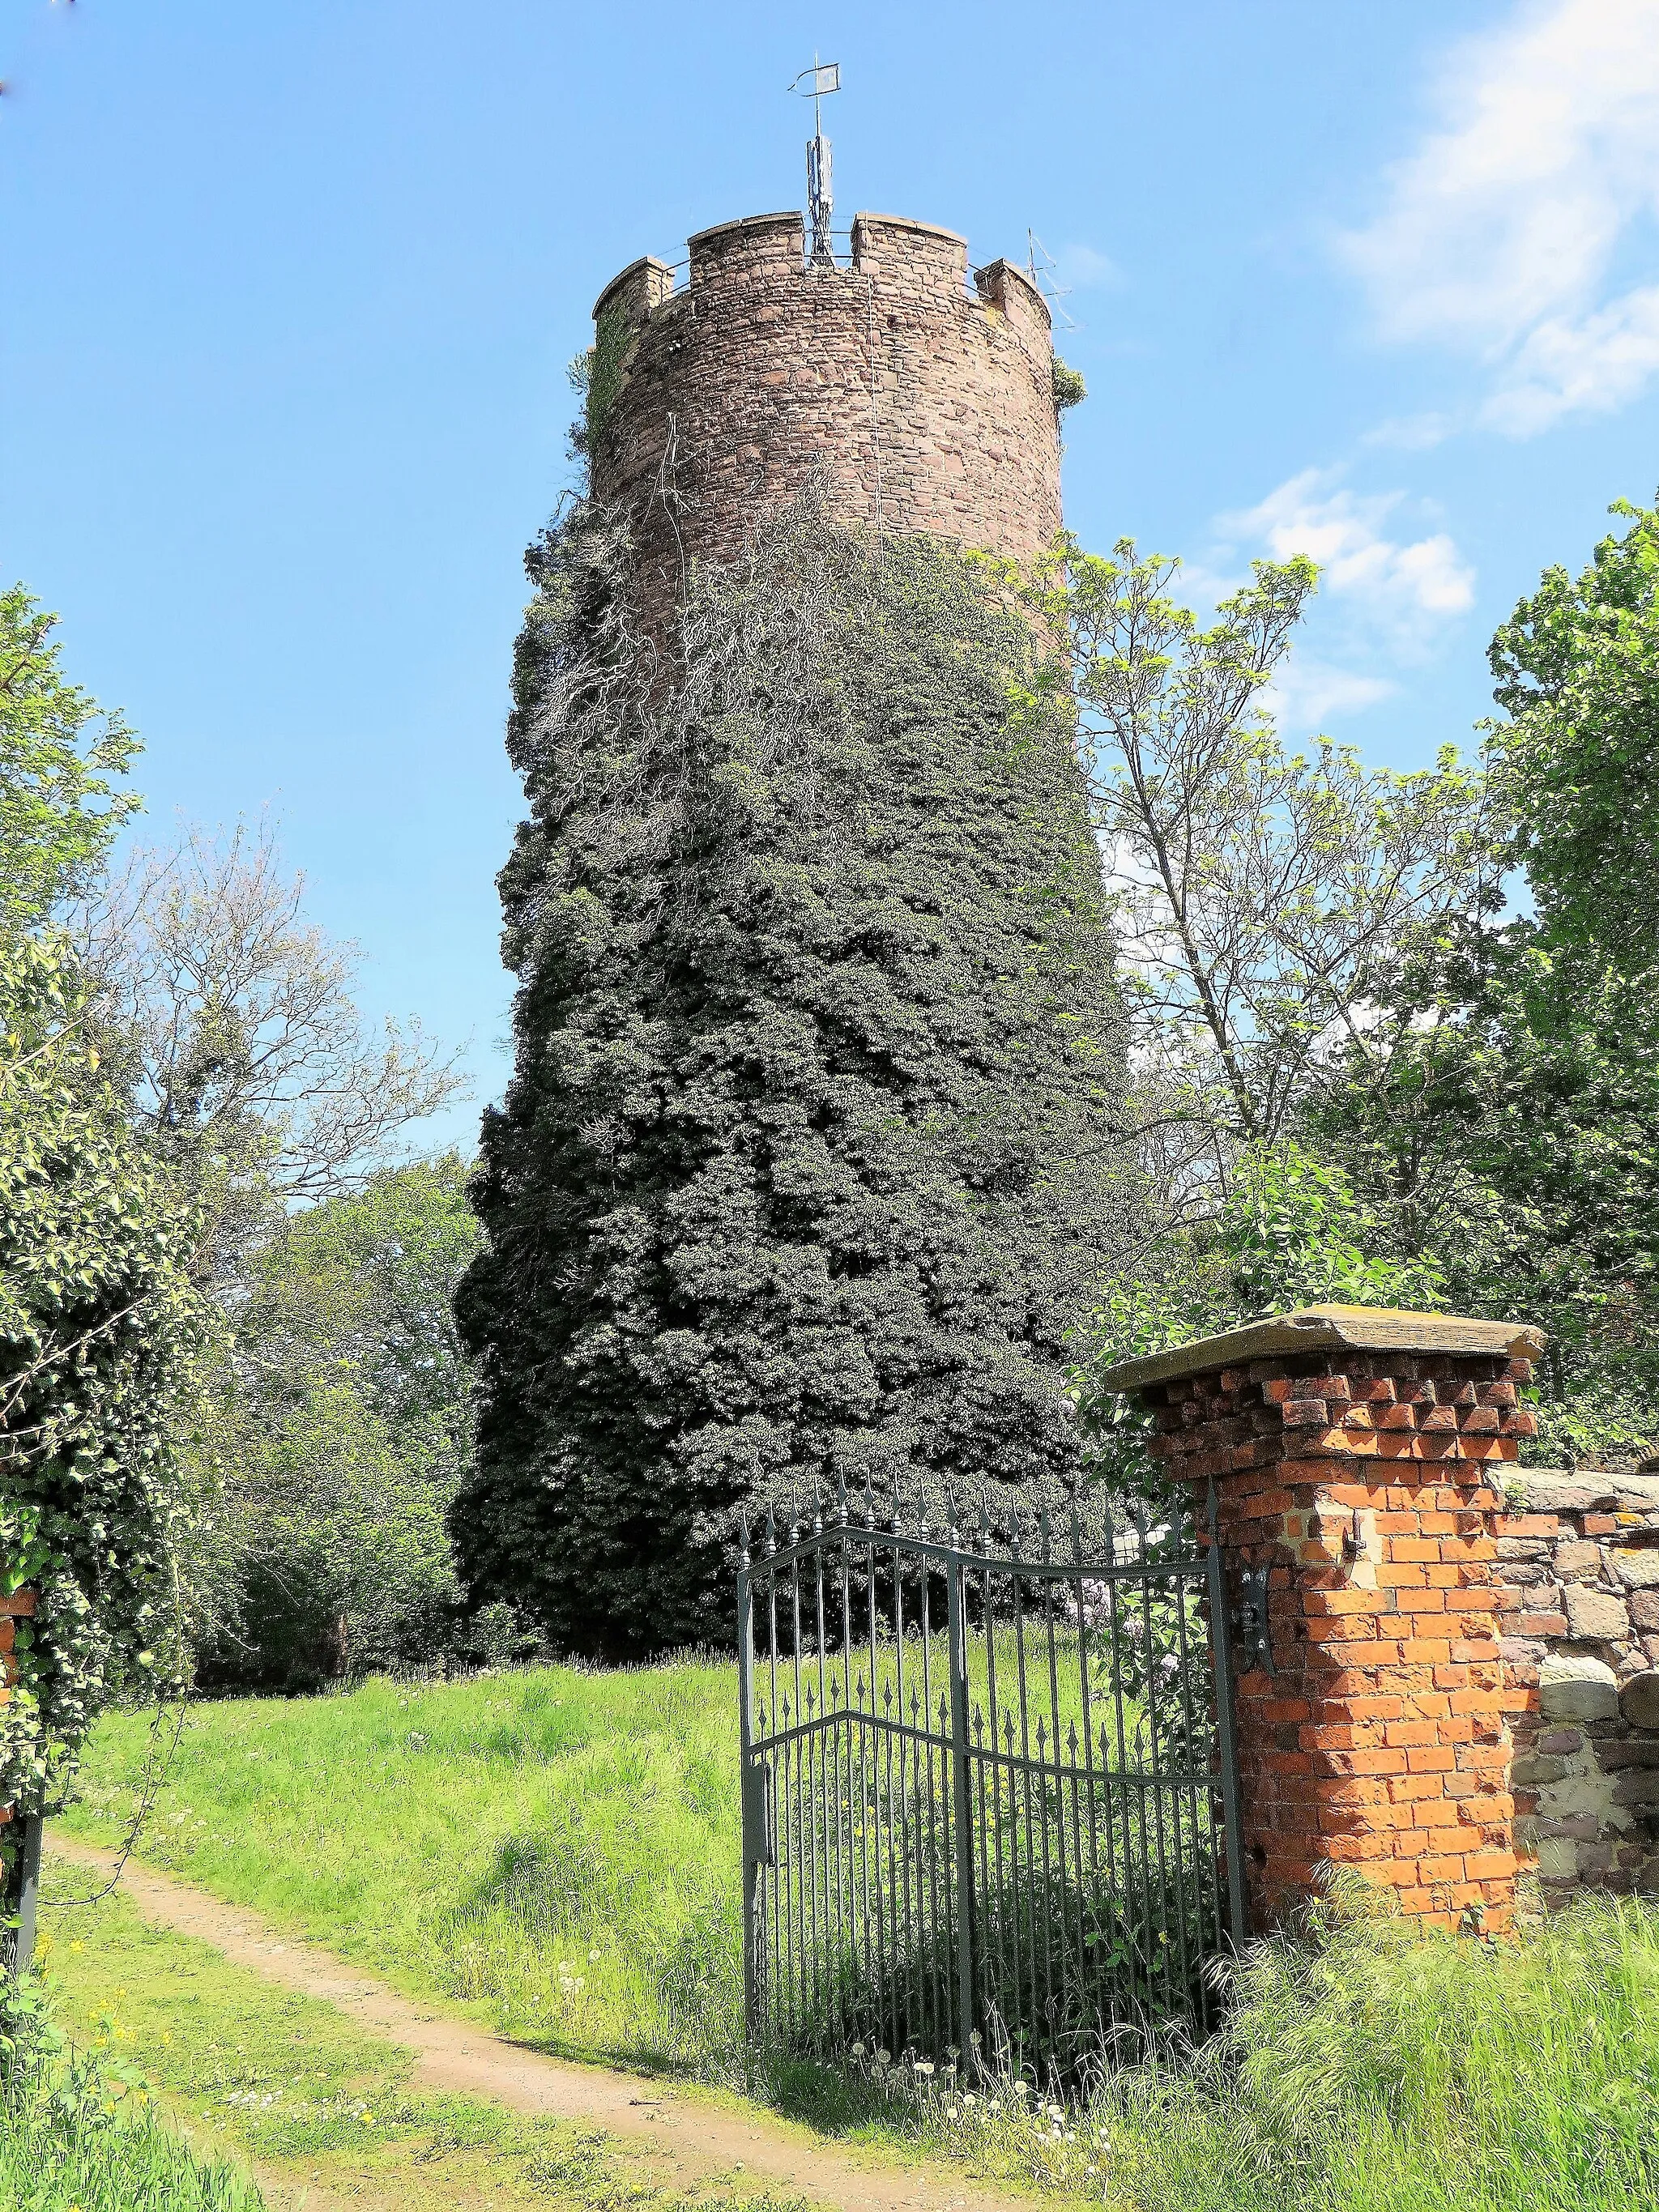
top-left (789, 57), bottom-right (841, 268)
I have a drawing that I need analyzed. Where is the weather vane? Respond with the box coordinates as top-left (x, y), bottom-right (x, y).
top-left (788, 57), bottom-right (841, 268)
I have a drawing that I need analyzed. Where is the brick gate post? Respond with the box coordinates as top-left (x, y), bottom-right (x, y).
top-left (1096, 1306), bottom-right (1545, 1934)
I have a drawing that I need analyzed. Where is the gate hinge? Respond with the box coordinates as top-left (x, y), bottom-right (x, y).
top-left (1235, 1562), bottom-right (1275, 1676)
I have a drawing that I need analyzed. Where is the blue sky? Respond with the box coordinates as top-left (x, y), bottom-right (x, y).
top-left (5, 0), bottom-right (1659, 1154)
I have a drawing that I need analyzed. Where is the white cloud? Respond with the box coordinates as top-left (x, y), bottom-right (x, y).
top-left (1261, 658), bottom-right (1397, 733)
top-left (1218, 469), bottom-right (1476, 627)
top-left (1361, 411), bottom-right (1458, 452)
top-left (1341, 0), bottom-right (1659, 433)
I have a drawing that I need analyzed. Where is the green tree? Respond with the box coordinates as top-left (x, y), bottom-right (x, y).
top-left (0, 585), bottom-right (139, 930)
top-left (1304, 921), bottom-right (1659, 1465)
top-left (454, 509), bottom-right (1144, 1660)
top-left (1486, 495), bottom-right (1659, 970)
top-left (1030, 542), bottom-right (1499, 1183)
top-left (1073, 1137), bottom-right (1446, 1493)
top-left (0, 937), bottom-right (214, 1822)
top-left (198, 1155), bottom-right (483, 1689)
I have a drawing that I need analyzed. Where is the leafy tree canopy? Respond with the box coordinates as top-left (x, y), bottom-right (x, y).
top-left (197, 1154), bottom-right (483, 1690)
top-left (0, 584), bottom-right (139, 931)
top-left (1487, 495), bottom-right (1659, 970)
top-left (1016, 542), bottom-right (1499, 1200)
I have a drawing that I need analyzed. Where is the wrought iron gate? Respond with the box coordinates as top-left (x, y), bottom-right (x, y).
top-left (738, 1484), bottom-right (1243, 2074)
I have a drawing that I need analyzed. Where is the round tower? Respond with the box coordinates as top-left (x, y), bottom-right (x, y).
top-left (587, 210), bottom-right (1063, 612)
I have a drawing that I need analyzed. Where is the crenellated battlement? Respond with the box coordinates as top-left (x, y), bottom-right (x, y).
top-left (586, 207), bottom-right (1064, 623)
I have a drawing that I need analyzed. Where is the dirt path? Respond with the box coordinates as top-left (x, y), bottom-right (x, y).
top-left (48, 1836), bottom-right (1027, 2212)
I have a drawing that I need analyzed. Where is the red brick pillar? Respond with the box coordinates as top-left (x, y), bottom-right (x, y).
top-left (1098, 1307), bottom-right (1544, 1934)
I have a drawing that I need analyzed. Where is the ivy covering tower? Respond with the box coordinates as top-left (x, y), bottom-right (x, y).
top-left (453, 209), bottom-right (1137, 1658)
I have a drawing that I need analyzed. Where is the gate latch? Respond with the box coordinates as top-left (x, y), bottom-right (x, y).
top-left (742, 1761), bottom-right (775, 1868)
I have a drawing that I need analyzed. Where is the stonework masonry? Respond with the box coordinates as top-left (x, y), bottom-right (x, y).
top-left (1498, 1467), bottom-right (1659, 1905)
top-left (589, 210), bottom-right (1063, 624)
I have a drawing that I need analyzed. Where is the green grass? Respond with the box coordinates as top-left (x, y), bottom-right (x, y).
top-left (59, 1660), bottom-right (745, 2077)
top-left (55, 1665), bottom-right (1659, 2212)
top-left (31, 1872), bottom-right (812, 2212)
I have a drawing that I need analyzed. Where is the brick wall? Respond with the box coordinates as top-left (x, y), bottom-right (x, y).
top-left (1498, 1468), bottom-right (1659, 1904)
top-left (589, 209), bottom-right (1063, 625)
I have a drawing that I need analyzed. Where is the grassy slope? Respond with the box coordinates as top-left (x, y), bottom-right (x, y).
top-left (55, 1665), bottom-right (1659, 2212)
top-left (61, 1661), bottom-right (744, 2076)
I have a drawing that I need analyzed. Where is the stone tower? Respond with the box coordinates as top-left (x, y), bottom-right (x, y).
top-left (588, 209), bottom-right (1064, 615)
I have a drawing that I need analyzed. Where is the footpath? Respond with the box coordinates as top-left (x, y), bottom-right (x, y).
top-left (48, 1836), bottom-right (1030, 2212)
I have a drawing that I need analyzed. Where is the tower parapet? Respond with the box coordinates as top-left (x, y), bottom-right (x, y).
top-left (586, 210), bottom-right (1064, 615)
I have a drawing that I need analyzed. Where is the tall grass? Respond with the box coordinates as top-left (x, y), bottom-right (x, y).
top-left (1, 2014), bottom-right (263, 2212)
top-left (817, 1888), bottom-right (1659, 2212)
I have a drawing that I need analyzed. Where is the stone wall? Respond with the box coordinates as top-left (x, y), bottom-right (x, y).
top-left (1498, 1468), bottom-right (1659, 1905)
top-left (589, 209), bottom-right (1063, 626)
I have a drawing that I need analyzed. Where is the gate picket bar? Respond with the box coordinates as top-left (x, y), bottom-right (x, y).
top-left (738, 1483), bottom-right (1244, 2077)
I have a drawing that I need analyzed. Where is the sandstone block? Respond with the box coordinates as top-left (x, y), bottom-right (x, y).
top-left (1505, 1473), bottom-right (1614, 1514)
top-left (1614, 1549), bottom-right (1659, 1589)
top-left (1563, 1584), bottom-right (1631, 1643)
top-left (1553, 1540), bottom-right (1603, 1578)
top-left (1538, 1654), bottom-right (1619, 1722)
top-left (1620, 1669), bottom-right (1659, 1731)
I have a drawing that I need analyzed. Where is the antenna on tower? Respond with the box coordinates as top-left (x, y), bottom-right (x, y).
top-left (789, 57), bottom-right (841, 268)
top-left (1025, 229), bottom-right (1081, 330)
